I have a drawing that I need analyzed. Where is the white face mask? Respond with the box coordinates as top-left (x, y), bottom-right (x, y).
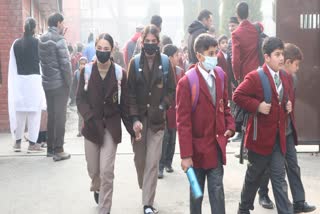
top-left (201, 54), bottom-right (218, 71)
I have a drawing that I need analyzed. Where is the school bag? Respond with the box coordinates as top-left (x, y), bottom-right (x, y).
top-left (186, 65), bottom-right (225, 112)
top-left (254, 23), bottom-right (268, 66)
top-left (83, 62), bottom-right (123, 104)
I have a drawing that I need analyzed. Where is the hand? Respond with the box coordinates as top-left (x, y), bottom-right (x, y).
top-left (224, 130), bottom-right (235, 138)
top-left (286, 100), bottom-right (292, 113)
top-left (258, 101), bottom-right (271, 115)
top-left (133, 121), bottom-right (143, 133)
top-left (133, 121), bottom-right (143, 142)
top-left (63, 27), bottom-right (68, 36)
top-left (181, 157), bottom-right (193, 172)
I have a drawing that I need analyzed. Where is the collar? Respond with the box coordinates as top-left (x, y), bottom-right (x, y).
top-left (198, 63), bottom-right (216, 79)
top-left (222, 51), bottom-right (227, 60)
top-left (266, 64), bottom-right (279, 77)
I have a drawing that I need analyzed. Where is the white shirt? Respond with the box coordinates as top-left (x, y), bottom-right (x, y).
top-left (198, 64), bottom-right (215, 88)
top-left (222, 51), bottom-right (228, 60)
top-left (266, 64), bottom-right (282, 94)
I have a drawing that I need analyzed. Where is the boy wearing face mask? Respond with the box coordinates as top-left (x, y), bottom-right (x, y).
top-left (176, 33), bottom-right (235, 214)
top-left (127, 25), bottom-right (175, 214)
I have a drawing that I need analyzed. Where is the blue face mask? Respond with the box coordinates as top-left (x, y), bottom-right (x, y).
top-left (201, 54), bottom-right (217, 71)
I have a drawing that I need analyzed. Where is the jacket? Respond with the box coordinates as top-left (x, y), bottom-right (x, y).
top-left (127, 54), bottom-right (176, 132)
top-left (39, 27), bottom-right (72, 91)
top-left (233, 64), bottom-right (291, 155)
top-left (231, 20), bottom-right (260, 81)
top-left (187, 21), bottom-right (208, 64)
top-left (177, 64), bottom-right (235, 169)
top-left (76, 61), bottom-right (134, 145)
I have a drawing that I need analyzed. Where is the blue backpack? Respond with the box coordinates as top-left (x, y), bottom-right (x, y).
top-left (134, 53), bottom-right (169, 77)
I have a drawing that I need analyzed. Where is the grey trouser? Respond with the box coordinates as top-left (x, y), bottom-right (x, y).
top-left (259, 133), bottom-right (305, 203)
top-left (190, 150), bottom-right (225, 214)
top-left (239, 134), bottom-right (293, 214)
top-left (132, 117), bottom-right (164, 206)
top-left (45, 87), bottom-right (69, 153)
top-left (84, 130), bottom-right (118, 214)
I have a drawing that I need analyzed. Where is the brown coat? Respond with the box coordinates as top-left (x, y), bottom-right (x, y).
top-left (76, 61), bottom-right (134, 145)
top-left (127, 54), bottom-right (176, 132)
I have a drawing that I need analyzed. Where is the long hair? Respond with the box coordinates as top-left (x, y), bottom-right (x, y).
top-left (24, 17), bottom-right (36, 37)
top-left (140, 25), bottom-right (161, 70)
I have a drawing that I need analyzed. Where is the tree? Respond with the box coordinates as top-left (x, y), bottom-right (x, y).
top-left (220, 0), bottom-right (262, 37)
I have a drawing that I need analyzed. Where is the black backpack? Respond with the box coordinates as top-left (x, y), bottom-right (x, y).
top-left (254, 24), bottom-right (268, 66)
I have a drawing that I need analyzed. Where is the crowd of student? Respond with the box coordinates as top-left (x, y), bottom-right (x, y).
top-left (7, 1), bottom-right (317, 214)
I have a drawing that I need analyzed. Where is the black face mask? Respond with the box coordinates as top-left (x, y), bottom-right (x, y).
top-left (143, 43), bottom-right (159, 55)
top-left (96, 50), bottom-right (111, 64)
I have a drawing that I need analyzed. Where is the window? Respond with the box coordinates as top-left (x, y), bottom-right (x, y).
top-left (300, 13), bottom-right (320, 29)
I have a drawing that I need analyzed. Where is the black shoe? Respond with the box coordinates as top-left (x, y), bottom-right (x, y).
top-left (294, 201), bottom-right (316, 213)
top-left (158, 170), bottom-right (164, 179)
top-left (143, 206), bottom-right (158, 214)
top-left (259, 195), bottom-right (274, 209)
top-left (231, 132), bottom-right (243, 142)
top-left (165, 166), bottom-right (174, 173)
top-left (53, 152), bottom-right (71, 161)
top-left (237, 204), bottom-right (250, 214)
top-left (94, 191), bottom-right (99, 204)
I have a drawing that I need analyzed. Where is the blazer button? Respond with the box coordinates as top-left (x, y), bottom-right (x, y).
top-left (147, 104), bottom-right (150, 108)
top-left (149, 92), bottom-right (151, 96)
top-left (216, 134), bottom-right (219, 138)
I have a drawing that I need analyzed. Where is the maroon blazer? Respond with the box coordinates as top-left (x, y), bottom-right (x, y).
top-left (233, 64), bottom-right (291, 155)
top-left (76, 62), bottom-right (134, 145)
top-left (176, 64), bottom-right (235, 169)
top-left (217, 50), bottom-right (228, 75)
top-left (231, 20), bottom-right (260, 81)
top-left (166, 66), bottom-right (185, 129)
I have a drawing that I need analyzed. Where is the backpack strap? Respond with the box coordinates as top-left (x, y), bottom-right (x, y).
top-left (257, 67), bottom-right (272, 103)
top-left (114, 63), bottom-right (123, 104)
top-left (186, 67), bottom-right (199, 112)
top-left (252, 67), bottom-right (272, 140)
top-left (160, 54), bottom-right (169, 76)
top-left (84, 63), bottom-right (93, 91)
top-left (214, 66), bottom-right (225, 92)
top-left (134, 54), bottom-right (142, 76)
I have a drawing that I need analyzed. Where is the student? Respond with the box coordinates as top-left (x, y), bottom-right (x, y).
top-left (71, 56), bottom-right (88, 137)
top-left (232, 2), bottom-right (260, 83)
top-left (234, 37), bottom-right (293, 214)
top-left (127, 25), bottom-right (175, 214)
top-left (76, 33), bottom-right (133, 214)
top-left (257, 43), bottom-right (316, 213)
top-left (158, 44), bottom-right (185, 179)
top-left (176, 33), bottom-right (235, 214)
top-left (217, 35), bottom-right (231, 99)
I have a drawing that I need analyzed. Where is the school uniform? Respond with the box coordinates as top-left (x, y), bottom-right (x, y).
top-left (217, 50), bottom-right (232, 99)
top-left (159, 66), bottom-right (185, 172)
top-left (76, 61), bottom-right (133, 213)
top-left (233, 64), bottom-right (293, 214)
top-left (231, 20), bottom-right (260, 81)
top-left (176, 64), bottom-right (235, 214)
top-left (259, 72), bottom-right (306, 205)
top-left (127, 54), bottom-right (176, 206)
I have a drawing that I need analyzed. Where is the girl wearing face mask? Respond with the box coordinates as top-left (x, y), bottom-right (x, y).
top-left (127, 25), bottom-right (176, 214)
top-left (76, 33), bottom-right (134, 214)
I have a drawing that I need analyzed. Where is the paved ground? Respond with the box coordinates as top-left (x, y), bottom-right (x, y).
top-left (0, 106), bottom-right (319, 214)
